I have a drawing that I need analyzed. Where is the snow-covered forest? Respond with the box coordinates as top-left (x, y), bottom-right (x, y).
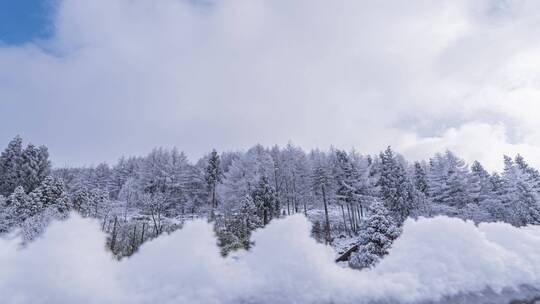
top-left (2, 135), bottom-right (540, 303)
top-left (1, 134), bottom-right (540, 253)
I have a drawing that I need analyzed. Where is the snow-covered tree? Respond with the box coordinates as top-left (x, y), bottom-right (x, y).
top-left (140, 192), bottom-right (169, 236)
top-left (0, 136), bottom-right (23, 196)
top-left (349, 201), bottom-right (401, 269)
top-left (71, 186), bottom-right (91, 214)
top-left (378, 147), bottom-right (416, 224)
top-left (205, 149), bottom-right (223, 218)
top-left (468, 161), bottom-right (493, 204)
top-left (499, 155), bottom-right (540, 226)
top-left (118, 177), bottom-right (140, 212)
top-left (219, 145), bottom-right (274, 211)
top-left (86, 188), bottom-right (110, 218)
top-left (332, 150), bottom-right (366, 233)
top-left (20, 207), bottom-right (67, 243)
top-left (0, 195), bottom-right (8, 233)
top-left (311, 150), bottom-right (333, 243)
top-left (334, 150), bottom-right (357, 206)
top-left (108, 156), bottom-right (139, 199)
top-left (20, 144), bottom-right (42, 193)
top-left (413, 161), bottom-right (428, 195)
top-left (216, 195), bottom-right (263, 255)
top-left (180, 164), bottom-right (207, 214)
top-left (251, 175), bottom-right (278, 225)
top-left (7, 186), bottom-right (38, 223)
top-left (427, 151), bottom-right (471, 208)
top-left (29, 176), bottom-right (70, 214)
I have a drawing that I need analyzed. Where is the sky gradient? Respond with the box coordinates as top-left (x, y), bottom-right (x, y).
top-left (1, 0), bottom-right (540, 171)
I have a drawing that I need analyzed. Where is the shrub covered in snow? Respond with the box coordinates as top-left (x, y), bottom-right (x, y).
top-left (349, 202), bottom-right (402, 269)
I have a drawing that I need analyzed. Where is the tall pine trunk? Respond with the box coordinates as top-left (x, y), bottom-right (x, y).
top-left (322, 185), bottom-right (331, 244)
top-left (341, 204), bottom-right (350, 236)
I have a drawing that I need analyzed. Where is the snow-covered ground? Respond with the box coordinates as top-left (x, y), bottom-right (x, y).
top-left (1, 214), bottom-right (540, 304)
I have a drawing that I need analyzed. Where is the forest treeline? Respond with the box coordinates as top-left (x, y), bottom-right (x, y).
top-left (1, 135), bottom-right (539, 259)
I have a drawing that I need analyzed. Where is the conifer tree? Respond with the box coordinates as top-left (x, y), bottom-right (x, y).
top-left (349, 201), bottom-right (401, 269)
top-left (21, 144), bottom-right (42, 193)
top-left (36, 145), bottom-right (51, 183)
top-left (311, 154), bottom-right (332, 243)
top-left (0, 136), bottom-right (23, 196)
top-left (378, 147), bottom-right (415, 224)
top-left (251, 176), bottom-right (278, 225)
top-left (469, 161), bottom-right (493, 203)
top-left (333, 150), bottom-right (364, 232)
top-left (6, 186), bottom-right (38, 223)
top-left (500, 155), bottom-right (540, 226)
top-left (205, 149), bottom-right (223, 218)
top-left (0, 195), bottom-right (9, 233)
top-left (29, 176), bottom-right (70, 214)
top-left (413, 161), bottom-right (428, 194)
top-left (71, 186), bottom-right (91, 215)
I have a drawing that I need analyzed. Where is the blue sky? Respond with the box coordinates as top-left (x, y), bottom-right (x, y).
top-left (0, 0), bottom-right (53, 45)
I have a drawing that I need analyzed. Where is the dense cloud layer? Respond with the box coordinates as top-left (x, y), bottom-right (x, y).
top-left (2, 0), bottom-right (540, 170)
top-left (1, 214), bottom-right (540, 303)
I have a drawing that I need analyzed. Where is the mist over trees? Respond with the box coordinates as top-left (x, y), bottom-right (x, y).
top-left (1, 135), bottom-right (540, 259)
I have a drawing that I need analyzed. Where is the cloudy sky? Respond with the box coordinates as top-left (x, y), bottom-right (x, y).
top-left (1, 0), bottom-right (540, 170)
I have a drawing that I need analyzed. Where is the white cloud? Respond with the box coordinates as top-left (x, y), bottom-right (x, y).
top-left (398, 122), bottom-right (540, 171)
top-left (1, 0), bottom-right (540, 168)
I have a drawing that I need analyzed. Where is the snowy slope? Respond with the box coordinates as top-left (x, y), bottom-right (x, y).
top-left (1, 213), bottom-right (540, 304)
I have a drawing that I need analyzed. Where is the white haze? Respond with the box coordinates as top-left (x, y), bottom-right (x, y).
top-left (1, 214), bottom-right (540, 303)
top-left (2, 0), bottom-right (540, 170)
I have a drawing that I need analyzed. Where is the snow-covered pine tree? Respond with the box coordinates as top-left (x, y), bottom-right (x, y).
top-left (500, 155), bottom-right (540, 226)
top-left (378, 146), bottom-right (415, 224)
top-left (88, 188), bottom-right (110, 218)
top-left (515, 154), bottom-right (540, 192)
top-left (278, 143), bottom-right (311, 215)
top-left (239, 194), bottom-right (263, 231)
top-left (469, 161), bottom-right (493, 203)
top-left (0, 186), bottom-right (38, 232)
top-left (428, 151), bottom-right (471, 208)
top-left (71, 186), bottom-right (91, 215)
top-left (29, 176), bottom-right (70, 214)
top-left (20, 207), bottom-right (65, 243)
top-left (36, 145), bottom-right (51, 184)
top-left (92, 163), bottom-right (112, 191)
top-left (7, 186), bottom-right (39, 223)
top-left (108, 156), bottom-right (137, 200)
top-left (311, 150), bottom-right (333, 243)
top-left (20, 143), bottom-right (42, 193)
top-left (219, 145), bottom-right (274, 212)
top-left (349, 201), bottom-right (401, 269)
top-left (139, 148), bottom-right (172, 194)
top-left (251, 175), bottom-right (278, 225)
top-left (459, 160), bottom-right (494, 223)
top-left (0, 136), bottom-right (23, 196)
top-left (180, 164), bottom-right (207, 214)
top-left (334, 150), bottom-right (356, 206)
top-left (205, 149), bottom-right (223, 218)
top-left (333, 150), bottom-right (364, 232)
top-left (0, 195), bottom-right (9, 233)
top-left (217, 194), bottom-right (264, 255)
top-left (413, 161), bottom-right (428, 195)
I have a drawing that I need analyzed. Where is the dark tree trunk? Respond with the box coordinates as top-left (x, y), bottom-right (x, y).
top-left (341, 204), bottom-right (350, 236)
top-left (110, 216), bottom-right (118, 253)
top-left (322, 185), bottom-right (331, 244)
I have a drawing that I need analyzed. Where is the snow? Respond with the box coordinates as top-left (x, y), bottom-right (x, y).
top-left (1, 213), bottom-right (540, 303)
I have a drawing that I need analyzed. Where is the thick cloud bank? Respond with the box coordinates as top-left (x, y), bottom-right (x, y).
top-left (3, 0), bottom-right (540, 170)
top-left (1, 214), bottom-right (540, 303)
